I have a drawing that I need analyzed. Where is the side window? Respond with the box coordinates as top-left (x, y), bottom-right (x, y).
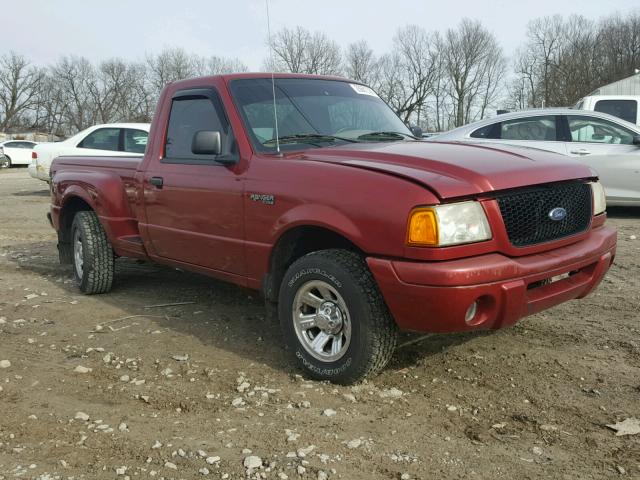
top-left (568, 115), bottom-right (635, 145)
top-left (594, 100), bottom-right (637, 124)
top-left (164, 94), bottom-right (232, 162)
top-left (500, 116), bottom-right (556, 141)
top-left (123, 129), bottom-right (148, 154)
top-left (78, 128), bottom-right (120, 151)
top-left (4, 141), bottom-right (20, 148)
top-left (470, 123), bottom-right (500, 139)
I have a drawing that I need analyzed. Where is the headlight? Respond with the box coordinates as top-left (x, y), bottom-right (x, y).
top-left (590, 181), bottom-right (606, 215)
top-left (407, 201), bottom-right (492, 247)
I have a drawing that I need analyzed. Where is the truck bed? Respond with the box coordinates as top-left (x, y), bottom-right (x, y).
top-left (53, 155), bottom-right (142, 171)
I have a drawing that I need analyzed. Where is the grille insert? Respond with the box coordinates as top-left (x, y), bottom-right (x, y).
top-left (496, 182), bottom-right (592, 247)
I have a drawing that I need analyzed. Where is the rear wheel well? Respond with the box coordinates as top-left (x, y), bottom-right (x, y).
top-left (264, 226), bottom-right (363, 303)
top-left (58, 197), bottom-right (93, 263)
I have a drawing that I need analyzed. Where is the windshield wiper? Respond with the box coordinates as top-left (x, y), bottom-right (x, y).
top-left (263, 134), bottom-right (359, 147)
top-left (357, 131), bottom-right (418, 141)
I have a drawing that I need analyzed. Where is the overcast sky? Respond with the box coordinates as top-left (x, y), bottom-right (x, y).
top-left (3, 0), bottom-right (639, 69)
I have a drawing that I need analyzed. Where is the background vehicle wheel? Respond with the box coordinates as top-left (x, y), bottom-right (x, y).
top-left (71, 211), bottom-right (114, 294)
top-left (5, 156), bottom-right (11, 168)
top-left (278, 249), bottom-right (397, 384)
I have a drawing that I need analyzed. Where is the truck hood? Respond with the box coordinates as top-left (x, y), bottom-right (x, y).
top-left (299, 141), bottom-right (594, 199)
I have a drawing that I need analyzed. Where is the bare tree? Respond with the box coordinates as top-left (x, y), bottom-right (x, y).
top-left (50, 56), bottom-right (98, 132)
top-left (31, 73), bottom-right (67, 135)
top-left (190, 55), bottom-right (248, 80)
top-left (425, 33), bottom-right (451, 132)
top-left (268, 26), bottom-right (342, 75)
top-left (145, 47), bottom-right (196, 93)
top-left (443, 19), bottom-right (505, 127)
top-left (344, 40), bottom-right (378, 84)
top-left (511, 14), bottom-right (625, 108)
top-left (596, 12), bottom-right (640, 88)
top-left (376, 26), bottom-right (439, 124)
top-left (0, 52), bottom-right (43, 131)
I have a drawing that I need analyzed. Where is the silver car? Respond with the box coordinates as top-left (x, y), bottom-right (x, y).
top-left (432, 108), bottom-right (640, 206)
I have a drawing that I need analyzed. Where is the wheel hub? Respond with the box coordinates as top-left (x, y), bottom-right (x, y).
top-left (292, 280), bottom-right (352, 362)
top-left (315, 301), bottom-right (344, 335)
top-left (73, 230), bottom-right (84, 279)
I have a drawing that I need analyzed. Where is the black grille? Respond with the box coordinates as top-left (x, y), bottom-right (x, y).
top-left (496, 182), bottom-right (592, 247)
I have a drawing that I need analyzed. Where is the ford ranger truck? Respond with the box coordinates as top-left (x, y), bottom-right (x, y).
top-left (49, 74), bottom-right (617, 384)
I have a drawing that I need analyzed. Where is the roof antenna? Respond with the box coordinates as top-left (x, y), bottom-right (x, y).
top-left (265, 0), bottom-right (280, 154)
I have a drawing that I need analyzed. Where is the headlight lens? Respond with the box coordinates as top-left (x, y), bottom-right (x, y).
top-left (590, 181), bottom-right (606, 215)
top-left (407, 201), bottom-right (492, 247)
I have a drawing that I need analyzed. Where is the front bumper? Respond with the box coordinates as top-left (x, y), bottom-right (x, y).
top-left (367, 225), bottom-right (617, 333)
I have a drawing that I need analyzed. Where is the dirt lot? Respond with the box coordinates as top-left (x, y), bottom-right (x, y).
top-left (0, 168), bottom-right (638, 480)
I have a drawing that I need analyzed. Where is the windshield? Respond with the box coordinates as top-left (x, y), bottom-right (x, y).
top-left (229, 78), bottom-right (413, 152)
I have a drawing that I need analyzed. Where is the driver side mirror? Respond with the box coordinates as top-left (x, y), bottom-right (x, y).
top-left (192, 130), bottom-right (221, 155)
top-left (408, 124), bottom-right (423, 138)
top-left (633, 135), bottom-right (640, 146)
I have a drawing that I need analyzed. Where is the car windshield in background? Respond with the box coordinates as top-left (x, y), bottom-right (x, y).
top-left (229, 78), bottom-right (413, 152)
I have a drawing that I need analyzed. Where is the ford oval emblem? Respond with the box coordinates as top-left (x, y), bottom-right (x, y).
top-left (548, 207), bottom-right (567, 221)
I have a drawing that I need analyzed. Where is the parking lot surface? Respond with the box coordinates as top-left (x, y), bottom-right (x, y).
top-left (0, 169), bottom-right (639, 479)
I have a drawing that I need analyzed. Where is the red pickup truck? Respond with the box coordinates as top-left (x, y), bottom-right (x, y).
top-left (50, 73), bottom-right (617, 384)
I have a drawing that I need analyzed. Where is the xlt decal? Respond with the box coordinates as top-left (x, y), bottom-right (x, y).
top-left (249, 193), bottom-right (275, 205)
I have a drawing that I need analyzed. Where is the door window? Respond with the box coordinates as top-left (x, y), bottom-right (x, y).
top-left (78, 128), bottom-right (120, 151)
top-left (164, 94), bottom-right (232, 162)
top-left (500, 116), bottom-right (556, 141)
top-left (567, 116), bottom-right (635, 145)
top-left (124, 129), bottom-right (148, 154)
top-left (470, 116), bottom-right (556, 141)
top-left (594, 99), bottom-right (638, 124)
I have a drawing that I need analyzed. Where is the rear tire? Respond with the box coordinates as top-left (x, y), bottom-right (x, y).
top-left (71, 211), bottom-right (114, 294)
top-left (278, 249), bottom-right (397, 384)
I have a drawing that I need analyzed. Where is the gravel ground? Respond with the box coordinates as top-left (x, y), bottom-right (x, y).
top-left (0, 169), bottom-right (639, 480)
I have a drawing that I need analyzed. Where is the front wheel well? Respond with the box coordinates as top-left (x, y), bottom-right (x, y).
top-left (263, 226), bottom-right (363, 303)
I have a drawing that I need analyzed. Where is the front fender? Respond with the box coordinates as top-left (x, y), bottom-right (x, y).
top-left (272, 203), bottom-right (366, 251)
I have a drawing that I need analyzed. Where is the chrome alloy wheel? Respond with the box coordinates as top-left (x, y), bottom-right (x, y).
top-left (292, 280), bottom-right (352, 362)
top-left (73, 228), bottom-right (84, 279)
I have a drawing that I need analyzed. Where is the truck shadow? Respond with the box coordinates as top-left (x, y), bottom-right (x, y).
top-left (607, 206), bottom-right (640, 219)
top-left (4, 242), bottom-right (488, 378)
top-left (12, 189), bottom-right (50, 197)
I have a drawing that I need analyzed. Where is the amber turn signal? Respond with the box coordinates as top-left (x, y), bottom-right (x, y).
top-left (407, 208), bottom-right (438, 246)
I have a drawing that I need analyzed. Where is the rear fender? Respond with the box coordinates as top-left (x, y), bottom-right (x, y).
top-left (54, 171), bottom-right (140, 256)
top-left (56, 170), bottom-right (132, 220)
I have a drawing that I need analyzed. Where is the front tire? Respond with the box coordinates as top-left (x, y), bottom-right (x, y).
top-left (278, 249), bottom-right (397, 384)
top-left (71, 211), bottom-right (114, 294)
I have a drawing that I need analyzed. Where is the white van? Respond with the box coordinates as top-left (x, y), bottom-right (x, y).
top-left (575, 95), bottom-right (640, 126)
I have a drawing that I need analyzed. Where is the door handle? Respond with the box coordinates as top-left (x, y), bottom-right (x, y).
top-left (149, 176), bottom-right (164, 188)
top-left (569, 148), bottom-right (591, 155)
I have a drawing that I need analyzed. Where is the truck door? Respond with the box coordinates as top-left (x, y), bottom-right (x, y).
top-left (142, 88), bottom-right (245, 275)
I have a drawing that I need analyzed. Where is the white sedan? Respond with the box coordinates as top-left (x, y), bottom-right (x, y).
top-left (432, 108), bottom-right (640, 206)
top-left (30, 123), bottom-right (150, 182)
top-left (0, 140), bottom-right (38, 167)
